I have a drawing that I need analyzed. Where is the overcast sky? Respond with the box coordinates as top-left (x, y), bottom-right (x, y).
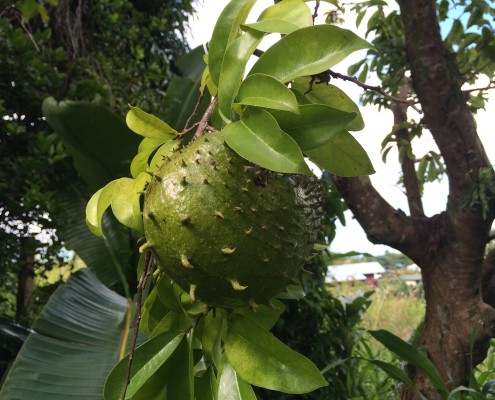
top-left (186, 0), bottom-right (495, 255)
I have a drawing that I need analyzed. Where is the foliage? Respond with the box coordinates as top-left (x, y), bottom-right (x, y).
top-left (0, 0), bottom-right (195, 320)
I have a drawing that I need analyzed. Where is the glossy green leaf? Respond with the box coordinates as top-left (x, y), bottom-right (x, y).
top-left (249, 25), bottom-right (371, 83)
top-left (111, 174), bottom-right (149, 232)
top-left (244, 0), bottom-right (312, 34)
top-left (224, 315), bottom-right (328, 394)
top-left (233, 299), bottom-right (285, 330)
top-left (104, 331), bottom-right (184, 400)
top-left (223, 108), bottom-right (310, 174)
top-left (273, 104), bottom-right (355, 150)
top-left (166, 334), bottom-right (194, 400)
top-left (86, 180), bottom-right (118, 238)
top-left (196, 368), bottom-right (217, 400)
top-left (131, 139), bottom-right (174, 177)
top-left (126, 106), bottom-right (178, 139)
top-left (218, 362), bottom-right (257, 400)
top-left (130, 148), bottom-right (153, 178)
top-left (149, 140), bottom-right (177, 172)
top-left (218, 27), bottom-right (266, 119)
top-left (202, 311), bottom-right (225, 368)
top-left (208, 0), bottom-right (258, 86)
top-left (138, 137), bottom-right (167, 153)
top-left (237, 74), bottom-right (299, 113)
top-left (155, 278), bottom-right (185, 314)
top-left (305, 130), bottom-right (375, 176)
top-left (292, 77), bottom-right (365, 131)
top-left (141, 285), bottom-right (170, 337)
top-left (149, 312), bottom-right (180, 338)
top-left (369, 330), bottom-right (449, 396)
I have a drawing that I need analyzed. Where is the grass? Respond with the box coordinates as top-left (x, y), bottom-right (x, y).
top-left (328, 276), bottom-right (425, 343)
top-left (361, 290), bottom-right (425, 341)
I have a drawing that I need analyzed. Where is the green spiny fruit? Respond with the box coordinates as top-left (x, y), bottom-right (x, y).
top-left (143, 132), bottom-right (325, 309)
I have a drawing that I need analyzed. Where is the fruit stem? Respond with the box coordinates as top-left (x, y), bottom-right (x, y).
top-left (193, 96), bottom-right (218, 140)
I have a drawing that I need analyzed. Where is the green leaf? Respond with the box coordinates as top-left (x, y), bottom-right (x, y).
top-left (232, 299), bottom-right (285, 330)
top-left (18, 0), bottom-right (38, 21)
top-left (368, 330), bottom-right (449, 396)
top-left (223, 108), bottom-right (310, 174)
top-left (104, 332), bottom-right (185, 399)
top-left (149, 140), bottom-right (177, 172)
top-left (141, 284), bottom-right (179, 338)
top-left (0, 269), bottom-right (135, 400)
top-left (42, 98), bottom-right (140, 192)
top-left (86, 180), bottom-right (118, 238)
top-left (196, 368), bottom-right (217, 400)
top-left (111, 174), bottom-right (149, 232)
top-left (224, 315), bottom-right (328, 394)
top-left (305, 130), bottom-right (375, 176)
top-left (218, 362), bottom-right (258, 400)
top-left (218, 27), bottom-right (266, 119)
top-left (366, 359), bottom-right (415, 386)
top-left (155, 278), bottom-right (185, 314)
top-left (244, 0), bottom-right (312, 34)
top-left (208, 0), bottom-right (258, 86)
top-left (202, 311), bottom-right (225, 368)
top-left (166, 334), bottom-right (194, 400)
top-left (126, 106), bottom-right (178, 139)
top-left (248, 25), bottom-right (371, 83)
top-left (59, 181), bottom-right (133, 294)
top-left (273, 104), bottom-right (355, 150)
top-left (292, 77), bottom-right (365, 131)
top-left (276, 284), bottom-right (306, 300)
top-left (237, 74), bottom-right (299, 113)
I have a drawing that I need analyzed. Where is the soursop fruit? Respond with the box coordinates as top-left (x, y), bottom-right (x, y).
top-left (143, 132), bottom-right (325, 309)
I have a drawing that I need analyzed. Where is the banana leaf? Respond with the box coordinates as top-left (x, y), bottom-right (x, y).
top-left (0, 268), bottom-right (138, 400)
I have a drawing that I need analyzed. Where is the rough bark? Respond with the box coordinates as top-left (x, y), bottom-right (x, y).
top-left (334, 0), bottom-right (495, 398)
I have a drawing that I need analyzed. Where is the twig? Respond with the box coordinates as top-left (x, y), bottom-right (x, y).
top-left (181, 92), bottom-right (205, 138)
top-left (121, 250), bottom-right (153, 400)
top-left (193, 96), bottom-right (218, 139)
top-left (463, 85), bottom-right (495, 94)
top-left (16, 14), bottom-right (40, 52)
top-left (326, 70), bottom-right (422, 114)
top-left (312, 0), bottom-right (320, 23)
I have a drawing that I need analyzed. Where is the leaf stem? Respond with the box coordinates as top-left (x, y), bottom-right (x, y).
top-left (180, 92), bottom-right (205, 138)
top-left (121, 250), bottom-right (153, 400)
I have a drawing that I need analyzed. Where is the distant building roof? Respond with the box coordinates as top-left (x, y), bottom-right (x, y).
top-left (326, 262), bottom-right (386, 283)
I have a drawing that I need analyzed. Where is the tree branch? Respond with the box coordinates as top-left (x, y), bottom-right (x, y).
top-left (392, 82), bottom-right (424, 218)
top-left (397, 0), bottom-right (492, 208)
top-left (325, 70), bottom-right (422, 113)
top-left (331, 175), bottom-right (428, 259)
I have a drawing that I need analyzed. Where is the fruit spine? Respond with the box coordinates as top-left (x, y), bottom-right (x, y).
top-left (142, 132), bottom-right (325, 309)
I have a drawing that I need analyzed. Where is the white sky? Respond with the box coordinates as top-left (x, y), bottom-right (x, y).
top-left (186, 0), bottom-right (495, 255)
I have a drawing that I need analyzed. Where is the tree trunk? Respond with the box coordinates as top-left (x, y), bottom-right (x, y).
top-left (16, 236), bottom-right (36, 322)
top-left (333, 1), bottom-right (495, 397)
